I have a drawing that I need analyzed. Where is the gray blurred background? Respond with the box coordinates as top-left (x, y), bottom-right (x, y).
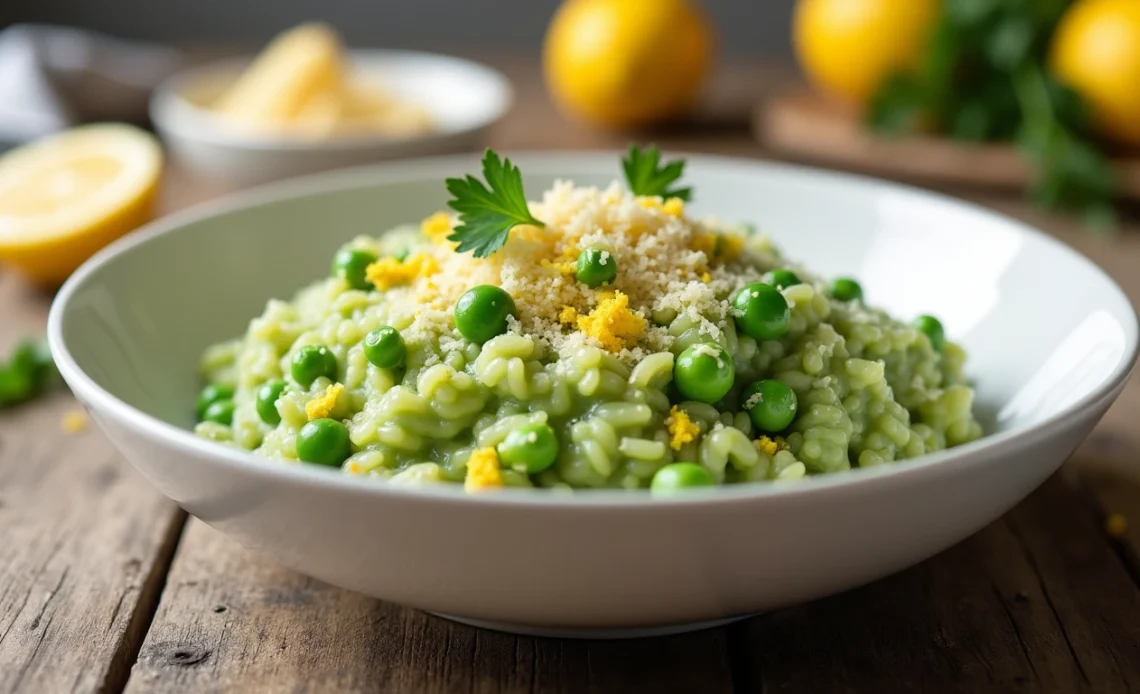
top-left (1, 0), bottom-right (795, 60)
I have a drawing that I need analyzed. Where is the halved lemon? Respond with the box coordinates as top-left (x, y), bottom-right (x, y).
top-left (0, 123), bottom-right (163, 287)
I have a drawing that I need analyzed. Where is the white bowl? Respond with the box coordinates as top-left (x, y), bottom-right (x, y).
top-left (48, 153), bottom-right (1138, 638)
top-left (150, 50), bottom-right (512, 187)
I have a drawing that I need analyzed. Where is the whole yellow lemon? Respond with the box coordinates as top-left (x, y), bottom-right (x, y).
top-left (543, 0), bottom-right (714, 129)
top-left (1051, 0), bottom-right (1140, 147)
top-left (794, 0), bottom-right (939, 106)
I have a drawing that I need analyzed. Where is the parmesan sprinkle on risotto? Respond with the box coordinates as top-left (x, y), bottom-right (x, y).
top-left (194, 147), bottom-right (982, 493)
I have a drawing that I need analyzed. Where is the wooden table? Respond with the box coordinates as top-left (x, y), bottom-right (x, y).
top-left (3, 58), bottom-right (1140, 694)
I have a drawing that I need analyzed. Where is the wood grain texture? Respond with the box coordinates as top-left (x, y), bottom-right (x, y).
top-left (2, 56), bottom-right (1140, 694)
top-left (0, 274), bottom-right (185, 693)
top-left (737, 476), bottom-right (1140, 694)
top-left (756, 90), bottom-right (1140, 198)
top-left (125, 520), bottom-right (735, 694)
top-left (126, 58), bottom-right (1140, 694)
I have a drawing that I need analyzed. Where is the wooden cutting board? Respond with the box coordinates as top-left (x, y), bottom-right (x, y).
top-left (755, 90), bottom-right (1140, 199)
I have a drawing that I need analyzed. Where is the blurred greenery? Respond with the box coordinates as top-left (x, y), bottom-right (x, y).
top-left (0, 339), bottom-right (58, 408)
top-left (866, 0), bottom-right (1116, 229)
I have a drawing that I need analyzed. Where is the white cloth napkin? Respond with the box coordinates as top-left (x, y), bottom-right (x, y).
top-left (0, 23), bottom-right (185, 148)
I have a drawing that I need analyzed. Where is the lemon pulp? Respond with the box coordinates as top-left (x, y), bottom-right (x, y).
top-left (0, 123), bottom-right (163, 286)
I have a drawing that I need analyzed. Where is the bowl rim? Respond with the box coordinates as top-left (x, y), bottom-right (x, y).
top-left (149, 48), bottom-right (515, 152)
top-left (47, 150), bottom-right (1140, 509)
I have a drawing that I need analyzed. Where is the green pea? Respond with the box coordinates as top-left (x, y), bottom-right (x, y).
top-left (330, 248), bottom-right (378, 291)
top-left (914, 315), bottom-right (946, 351)
top-left (731, 282), bottom-right (790, 341)
top-left (256, 380), bottom-right (287, 425)
top-left (363, 327), bottom-right (406, 369)
top-left (742, 379), bottom-right (798, 433)
top-left (201, 399), bottom-right (235, 426)
top-left (673, 343), bottom-right (735, 404)
top-left (651, 462), bottom-right (715, 493)
top-left (497, 423), bottom-right (560, 474)
top-left (455, 285), bottom-right (516, 343)
top-left (831, 277), bottom-right (863, 302)
top-left (764, 269), bottom-right (802, 290)
top-left (291, 345), bottom-right (338, 388)
top-left (296, 418), bottom-right (352, 467)
top-left (196, 383), bottom-right (234, 420)
top-left (575, 248), bottom-right (617, 288)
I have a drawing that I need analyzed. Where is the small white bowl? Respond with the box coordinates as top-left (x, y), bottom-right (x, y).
top-left (48, 153), bottom-right (1138, 638)
top-left (150, 50), bottom-right (512, 187)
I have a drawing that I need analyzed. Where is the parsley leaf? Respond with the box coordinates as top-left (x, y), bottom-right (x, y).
top-left (621, 144), bottom-right (693, 201)
top-left (0, 338), bottom-right (57, 408)
top-left (445, 149), bottom-right (545, 258)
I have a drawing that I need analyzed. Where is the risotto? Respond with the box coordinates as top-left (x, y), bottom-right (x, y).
top-left (194, 147), bottom-right (982, 492)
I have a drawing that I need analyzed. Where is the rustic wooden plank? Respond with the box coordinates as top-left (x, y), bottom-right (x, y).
top-left (0, 54), bottom-right (1128, 693)
top-left (124, 519), bottom-right (735, 694)
top-left (755, 90), bottom-right (1140, 197)
top-left (0, 269), bottom-right (186, 693)
top-left (123, 59), bottom-right (1140, 694)
top-left (1071, 464), bottom-right (1140, 594)
top-left (733, 475), bottom-right (1140, 694)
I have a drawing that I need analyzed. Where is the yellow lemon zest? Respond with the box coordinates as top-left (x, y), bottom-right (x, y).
top-left (305, 383), bottom-right (344, 420)
top-left (465, 447), bottom-right (503, 492)
top-left (690, 232), bottom-right (717, 257)
top-left (666, 406), bottom-right (700, 450)
top-left (662, 197), bottom-right (685, 217)
top-left (626, 220), bottom-right (649, 239)
top-left (637, 196), bottom-right (663, 210)
top-left (755, 436), bottom-right (779, 457)
top-left (365, 252), bottom-right (438, 291)
top-left (700, 272), bottom-right (712, 283)
top-left (420, 211), bottom-right (453, 243)
top-left (576, 291), bottom-right (647, 352)
top-left (1107, 513), bottom-right (1129, 537)
top-left (61, 410), bottom-right (88, 434)
top-left (716, 234), bottom-right (744, 261)
top-left (558, 244), bottom-right (581, 262)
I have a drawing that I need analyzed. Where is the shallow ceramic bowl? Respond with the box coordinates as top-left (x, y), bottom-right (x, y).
top-left (151, 50), bottom-right (512, 187)
top-left (49, 153), bottom-right (1138, 638)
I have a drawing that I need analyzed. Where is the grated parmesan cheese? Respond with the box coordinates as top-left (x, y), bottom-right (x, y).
top-left (357, 181), bottom-right (778, 363)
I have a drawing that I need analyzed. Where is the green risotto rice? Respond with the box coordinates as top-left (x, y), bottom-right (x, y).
top-left (194, 149), bottom-right (982, 492)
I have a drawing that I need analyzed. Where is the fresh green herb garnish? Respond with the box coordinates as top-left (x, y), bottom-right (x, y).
top-left (445, 149), bottom-right (546, 258)
top-left (865, 0), bottom-right (1116, 228)
top-left (622, 144), bottom-right (693, 201)
top-left (0, 339), bottom-right (57, 408)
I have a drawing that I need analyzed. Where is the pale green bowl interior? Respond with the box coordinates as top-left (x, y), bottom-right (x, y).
top-left (58, 170), bottom-right (593, 428)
